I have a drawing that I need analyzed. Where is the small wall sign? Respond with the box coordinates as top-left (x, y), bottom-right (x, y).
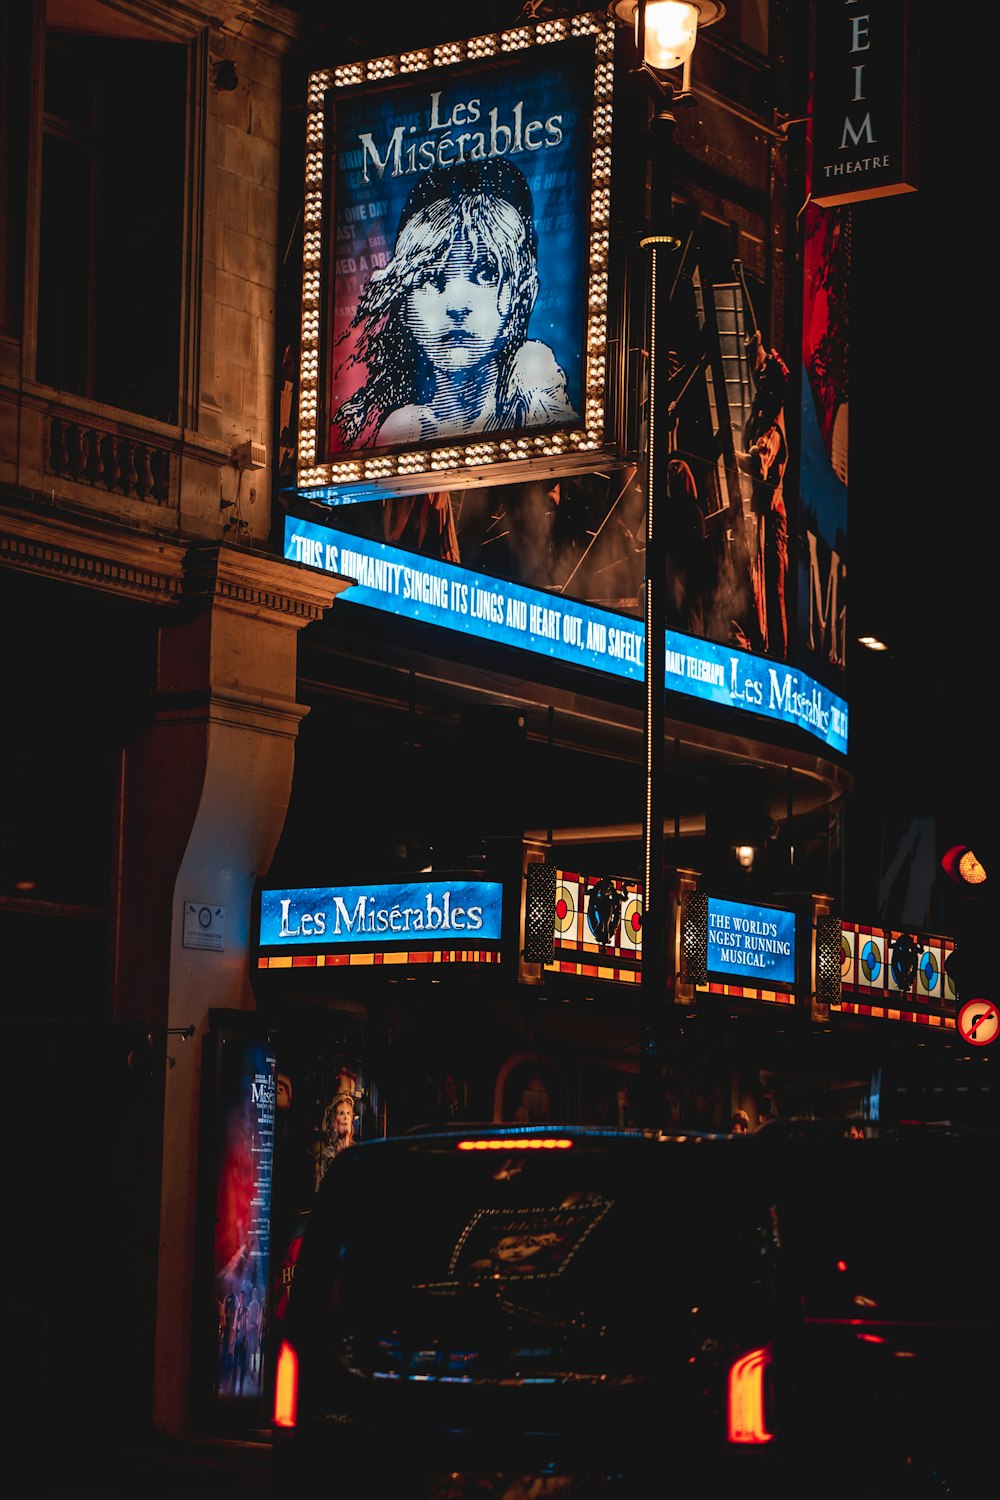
top-left (184, 901), bottom-right (226, 951)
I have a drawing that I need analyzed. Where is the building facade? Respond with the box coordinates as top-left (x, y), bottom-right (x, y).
top-left (4, 0), bottom-right (979, 1447)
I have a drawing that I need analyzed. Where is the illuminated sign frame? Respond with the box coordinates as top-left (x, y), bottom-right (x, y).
top-left (531, 869), bottom-right (800, 1005)
top-left (296, 11), bottom-right (616, 501)
top-left (835, 921), bottom-right (958, 1030)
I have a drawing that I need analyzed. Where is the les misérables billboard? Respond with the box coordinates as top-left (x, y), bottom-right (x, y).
top-left (297, 14), bottom-right (613, 495)
top-left (286, 13), bottom-right (848, 757)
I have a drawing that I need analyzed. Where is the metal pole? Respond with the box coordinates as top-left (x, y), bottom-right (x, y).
top-left (639, 96), bottom-right (679, 1131)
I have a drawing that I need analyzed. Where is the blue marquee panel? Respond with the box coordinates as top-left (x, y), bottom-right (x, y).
top-left (259, 880), bottom-right (504, 949)
top-left (706, 896), bottom-right (796, 986)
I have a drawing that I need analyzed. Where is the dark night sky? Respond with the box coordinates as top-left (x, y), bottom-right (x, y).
top-left (848, 88), bottom-right (985, 857)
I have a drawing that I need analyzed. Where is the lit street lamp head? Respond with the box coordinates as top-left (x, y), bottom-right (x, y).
top-left (612, 0), bottom-right (724, 77)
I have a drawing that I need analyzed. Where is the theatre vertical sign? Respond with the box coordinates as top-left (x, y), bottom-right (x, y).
top-left (811, 0), bottom-right (917, 207)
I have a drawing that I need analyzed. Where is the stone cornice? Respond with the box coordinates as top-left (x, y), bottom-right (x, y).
top-left (1, 494), bottom-right (188, 605)
top-left (184, 541), bottom-right (354, 625)
top-left (0, 491), bottom-right (353, 621)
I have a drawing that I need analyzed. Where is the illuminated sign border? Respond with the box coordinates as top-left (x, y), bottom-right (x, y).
top-left (296, 12), bottom-right (616, 500)
top-left (285, 517), bottom-right (849, 754)
top-left (257, 949), bottom-right (501, 972)
top-left (838, 922), bottom-right (956, 1007)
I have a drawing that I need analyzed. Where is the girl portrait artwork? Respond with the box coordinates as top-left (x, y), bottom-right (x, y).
top-left (332, 160), bottom-right (578, 450)
top-left (313, 1089), bottom-right (357, 1191)
top-left (326, 44), bottom-right (593, 457)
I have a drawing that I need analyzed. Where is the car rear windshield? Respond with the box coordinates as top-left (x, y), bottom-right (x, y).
top-left (287, 1132), bottom-right (769, 1379)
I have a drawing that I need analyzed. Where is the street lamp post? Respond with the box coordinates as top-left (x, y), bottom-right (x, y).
top-left (611, 1), bottom-right (724, 1128)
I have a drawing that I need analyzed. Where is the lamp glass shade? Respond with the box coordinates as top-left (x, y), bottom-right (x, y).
top-left (641, 1), bottom-right (699, 69)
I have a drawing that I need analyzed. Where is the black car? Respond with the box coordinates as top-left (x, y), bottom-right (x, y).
top-left (271, 1121), bottom-right (995, 1499)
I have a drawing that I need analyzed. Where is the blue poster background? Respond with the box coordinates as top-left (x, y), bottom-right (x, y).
top-left (328, 40), bottom-right (594, 453)
top-left (706, 897), bottom-right (796, 986)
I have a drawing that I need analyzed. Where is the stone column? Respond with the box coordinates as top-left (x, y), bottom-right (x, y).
top-left (111, 542), bottom-right (350, 1434)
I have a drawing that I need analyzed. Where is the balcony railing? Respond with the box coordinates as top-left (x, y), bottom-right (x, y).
top-left (48, 416), bottom-right (171, 505)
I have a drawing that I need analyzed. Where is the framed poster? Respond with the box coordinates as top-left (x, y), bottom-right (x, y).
top-left (195, 1014), bottom-right (278, 1427)
top-left (296, 11), bottom-right (616, 501)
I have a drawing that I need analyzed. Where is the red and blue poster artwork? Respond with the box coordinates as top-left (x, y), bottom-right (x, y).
top-left (296, 14), bottom-right (615, 494)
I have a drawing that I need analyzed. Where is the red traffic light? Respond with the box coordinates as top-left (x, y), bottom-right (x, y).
top-left (941, 844), bottom-right (987, 893)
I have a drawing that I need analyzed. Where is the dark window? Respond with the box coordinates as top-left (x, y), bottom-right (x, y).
top-left (717, 0), bottom-right (769, 56)
top-left (0, 1), bottom-right (31, 336)
top-left (37, 31), bottom-right (185, 423)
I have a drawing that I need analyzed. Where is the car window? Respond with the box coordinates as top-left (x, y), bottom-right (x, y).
top-left (286, 1134), bottom-right (772, 1379)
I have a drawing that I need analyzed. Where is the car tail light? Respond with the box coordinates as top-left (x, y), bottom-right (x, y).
top-left (273, 1339), bottom-right (299, 1428)
top-left (727, 1345), bottom-right (773, 1445)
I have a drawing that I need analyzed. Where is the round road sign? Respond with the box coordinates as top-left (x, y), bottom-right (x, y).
top-left (957, 999), bottom-right (998, 1047)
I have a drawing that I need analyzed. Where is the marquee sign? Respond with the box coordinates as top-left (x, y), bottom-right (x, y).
top-left (286, 518), bottom-right (849, 755)
top-left (835, 921), bottom-right (957, 1030)
top-left (255, 879), bottom-right (505, 975)
top-left (259, 880), bottom-right (502, 947)
top-left (706, 896), bottom-right (796, 987)
top-left (534, 870), bottom-right (798, 1006)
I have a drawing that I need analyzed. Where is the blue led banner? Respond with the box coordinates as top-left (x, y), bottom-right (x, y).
top-left (706, 897), bottom-right (796, 986)
top-left (258, 880), bottom-right (504, 949)
top-left (285, 517), bottom-right (848, 754)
